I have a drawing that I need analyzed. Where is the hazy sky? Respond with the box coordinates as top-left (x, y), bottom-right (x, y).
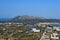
top-left (0, 0), bottom-right (60, 19)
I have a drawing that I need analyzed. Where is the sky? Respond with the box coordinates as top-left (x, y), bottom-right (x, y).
top-left (0, 0), bottom-right (60, 19)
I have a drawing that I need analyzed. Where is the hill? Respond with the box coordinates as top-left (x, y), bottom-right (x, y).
top-left (0, 16), bottom-right (60, 23)
top-left (8, 16), bottom-right (60, 24)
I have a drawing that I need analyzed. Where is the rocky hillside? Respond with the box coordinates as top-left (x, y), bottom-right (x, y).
top-left (0, 16), bottom-right (60, 23)
top-left (9, 16), bottom-right (60, 23)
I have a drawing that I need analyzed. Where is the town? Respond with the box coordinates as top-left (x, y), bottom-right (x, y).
top-left (0, 22), bottom-right (60, 40)
top-left (1, 0), bottom-right (60, 40)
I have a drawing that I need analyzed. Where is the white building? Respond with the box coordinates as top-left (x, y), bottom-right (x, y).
top-left (32, 28), bottom-right (40, 32)
top-left (46, 27), bottom-right (52, 33)
top-left (51, 33), bottom-right (59, 39)
top-left (37, 23), bottom-right (46, 27)
top-left (53, 26), bottom-right (60, 31)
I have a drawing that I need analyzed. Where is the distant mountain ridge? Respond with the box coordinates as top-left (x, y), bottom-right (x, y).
top-left (0, 16), bottom-right (60, 23)
top-left (12, 15), bottom-right (45, 20)
top-left (9, 15), bottom-right (60, 23)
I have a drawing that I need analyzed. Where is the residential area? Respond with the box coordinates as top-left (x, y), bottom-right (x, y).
top-left (1, 0), bottom-right (60, 40)
top-left (0, 22), bottom-right (60, 40)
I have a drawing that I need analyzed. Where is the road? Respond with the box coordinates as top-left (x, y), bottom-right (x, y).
top-left (40, 29), bottom-right (50, 40)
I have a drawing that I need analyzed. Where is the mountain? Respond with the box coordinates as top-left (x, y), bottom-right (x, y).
top-left (12, 15), bottom-right (45, 20)
top-left (0, 16), bottom-right (60, 23)
top-left (9, 16), bottom-right (60, 23)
